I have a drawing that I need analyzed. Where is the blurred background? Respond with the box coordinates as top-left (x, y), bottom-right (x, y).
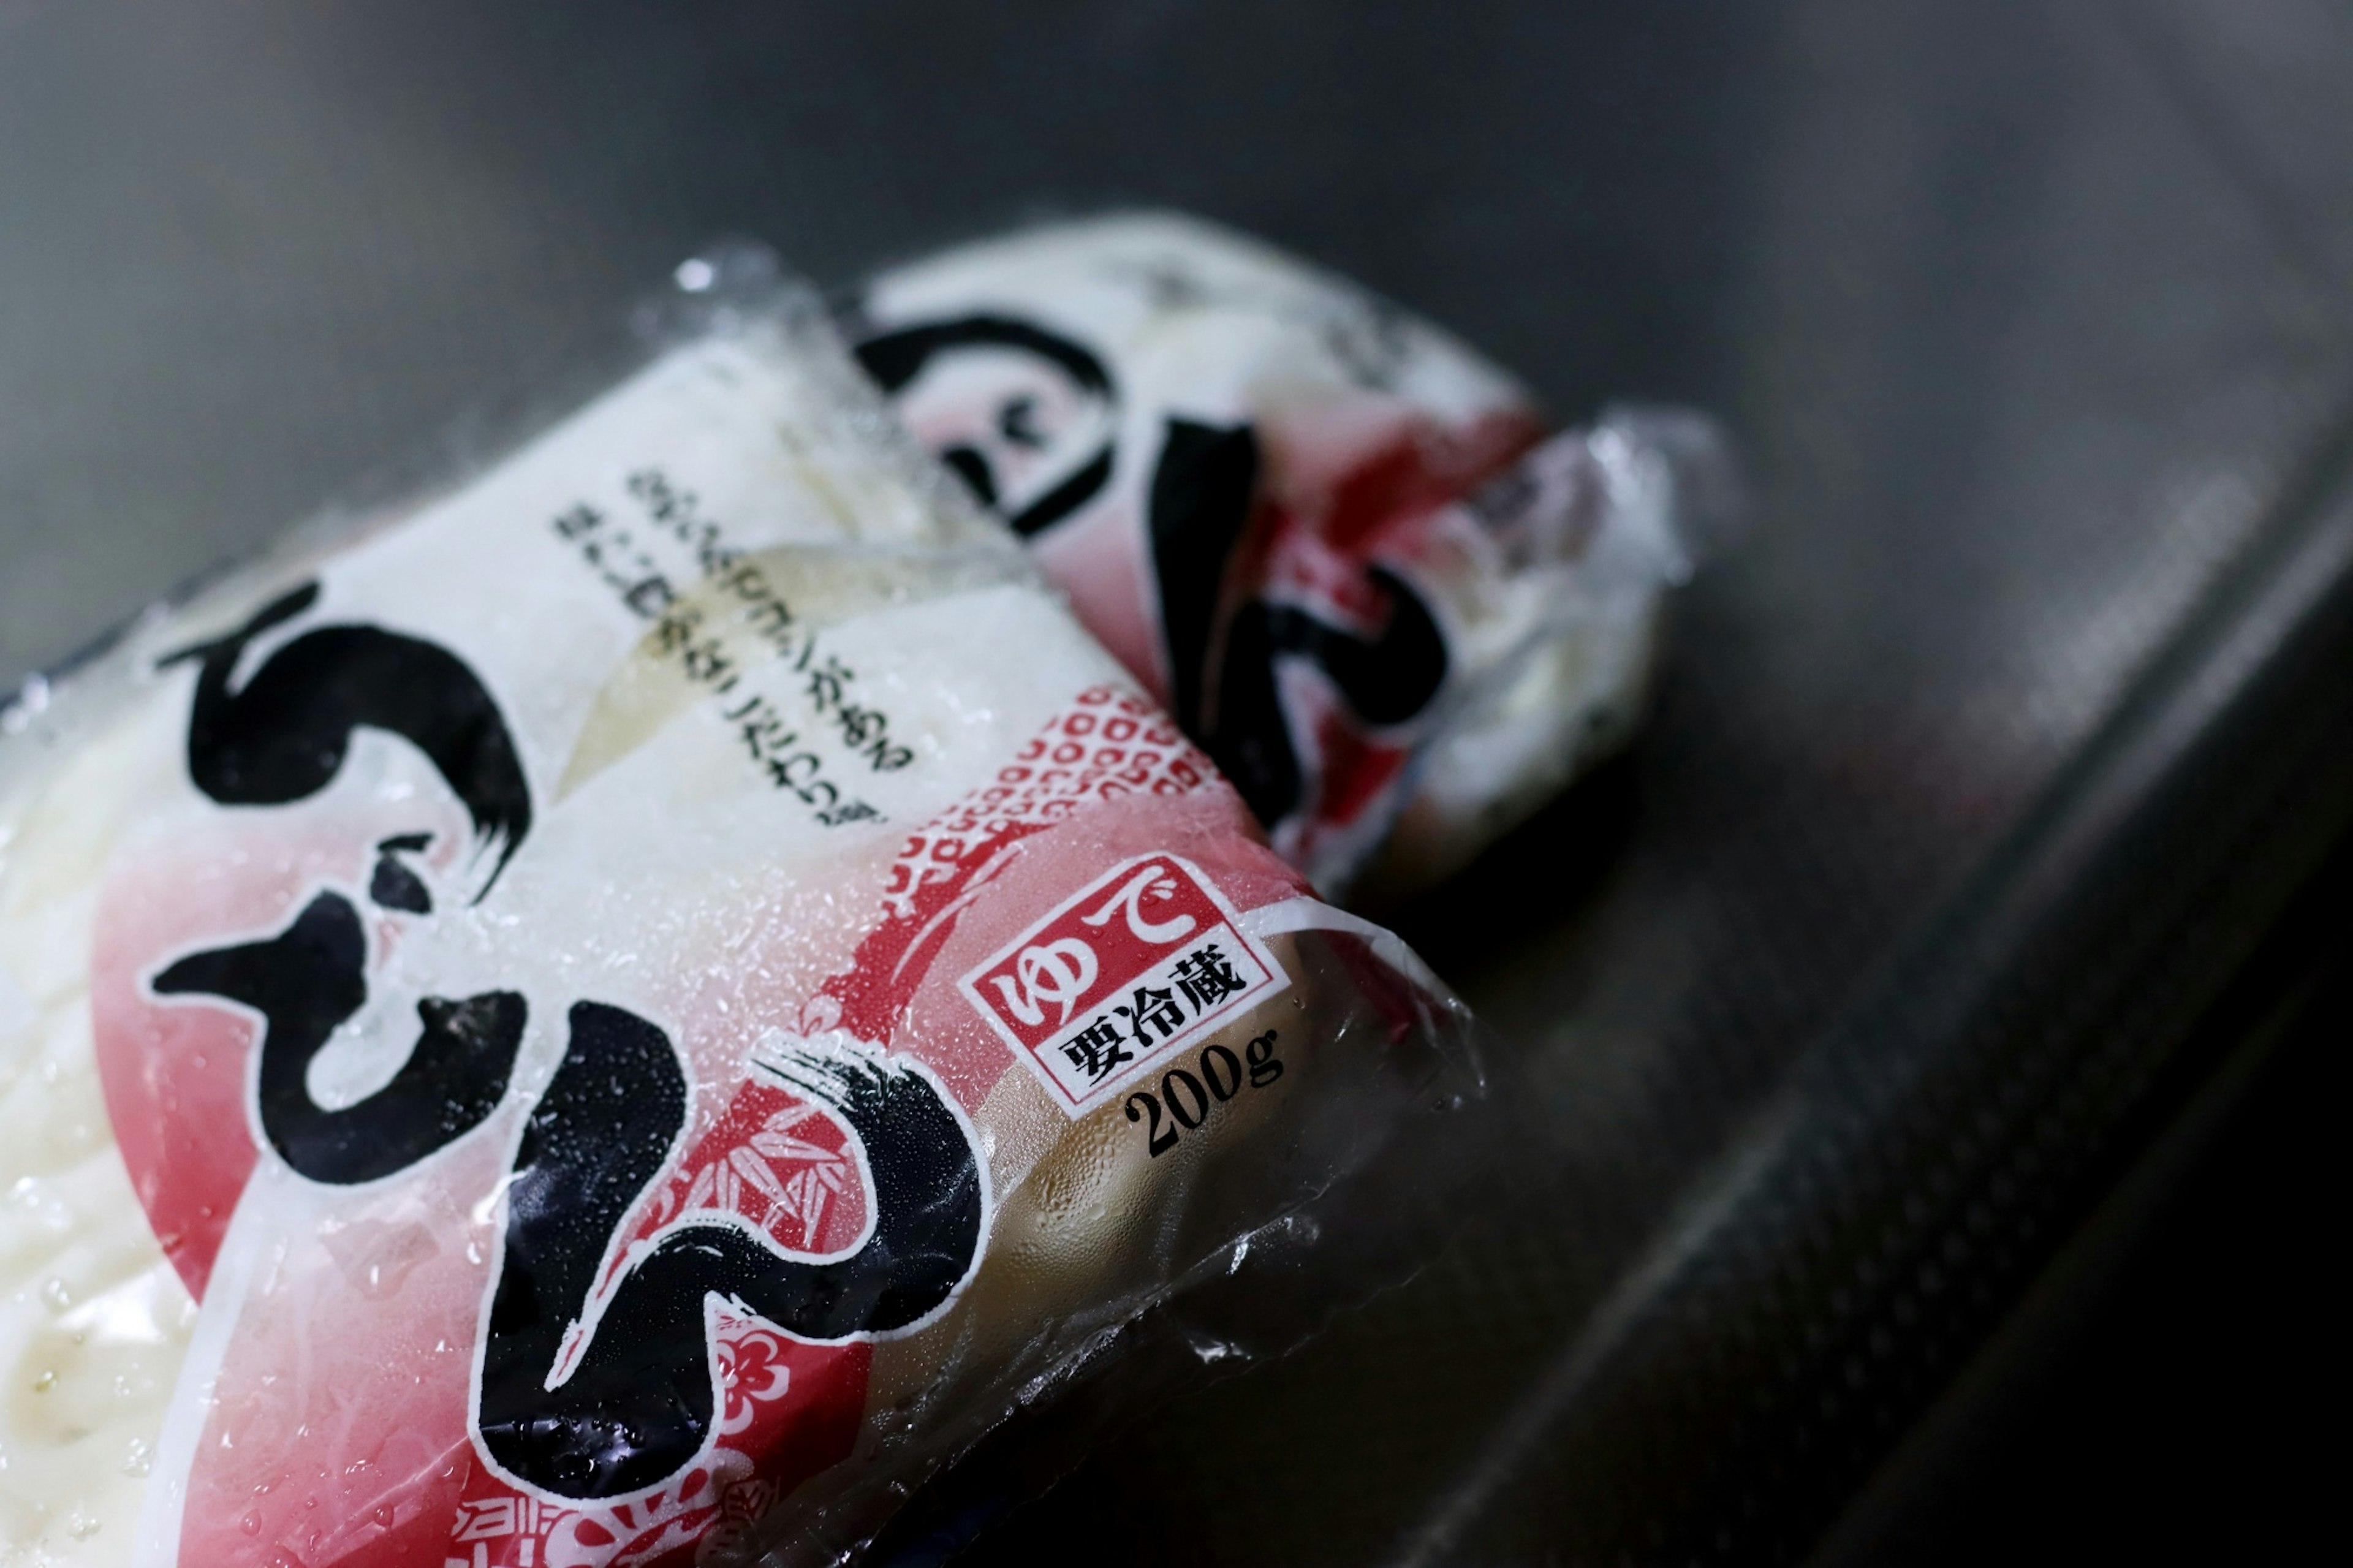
top-left (4, 2), bottom-right (2347, 1561)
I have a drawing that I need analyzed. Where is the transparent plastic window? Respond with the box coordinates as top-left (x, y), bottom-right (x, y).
top-left (0, 266), bottom-right (1493, 1567)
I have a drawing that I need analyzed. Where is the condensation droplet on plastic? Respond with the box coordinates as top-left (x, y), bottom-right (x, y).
top-left (2, 673), bottom-right (49, 733)
top-left (67, 1510), bottom-right (100, 1539)
top-left (241, 1510), bottom-right (263, 1536)
top-left (122, 1437), bottom-right (154, 1477)
top-left (39, 1276), bottom-right (72, 1311)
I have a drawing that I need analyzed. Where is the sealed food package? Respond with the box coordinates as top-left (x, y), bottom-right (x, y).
top-left (0, 267), bottom-right (1489, 1566)
top-left (851, 213), bottom-right (1736, 898)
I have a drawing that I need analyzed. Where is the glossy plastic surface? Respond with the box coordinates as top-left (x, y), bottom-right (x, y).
top-left (4, 4), bottom-right (2347, 1562)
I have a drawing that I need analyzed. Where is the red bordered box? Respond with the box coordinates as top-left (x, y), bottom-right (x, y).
top-left (958, 852), bottom-right (1289, 1115)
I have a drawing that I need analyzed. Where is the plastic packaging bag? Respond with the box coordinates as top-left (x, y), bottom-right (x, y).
top-left (0, 262), bottom-right (1491, 1566)
top-left (849, 213), bottom-right (1740, 899)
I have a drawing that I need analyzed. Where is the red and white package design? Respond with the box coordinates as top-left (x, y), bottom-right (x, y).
top-left (960, 852), bottom-right (1288, 1113)
top-left (853, 213), bottom-right (1733, 898)
top-left (0, 278), bottom-right (1487, 1567)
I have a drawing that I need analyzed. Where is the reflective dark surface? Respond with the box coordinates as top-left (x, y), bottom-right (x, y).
top-left (4, 2), bottom-right (2348, 1562)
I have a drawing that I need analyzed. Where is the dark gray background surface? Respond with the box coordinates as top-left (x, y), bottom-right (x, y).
top-left (5, 3), bottom-right (2349, 1562)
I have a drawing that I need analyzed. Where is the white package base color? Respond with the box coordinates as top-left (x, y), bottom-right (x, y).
top-left (855, 213), bottom-right (1697, 897)
top-left (1378, 418), bottom-right (1695, 887)
top-left (0, 822), bottom-right (183, 1562)
top-left (0, 317), bottom-right (1226, 1564)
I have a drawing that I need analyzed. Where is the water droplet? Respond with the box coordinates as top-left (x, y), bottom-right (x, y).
top-left (31, 1368), bottom-right (56, 1392)
top-left (121, 1438), bottom-right (154, 1477)
top-left (241, 1510), bottom-right (263, 1536)
top-left (39, 1277), bottom-right (71, 1311)
top-left (67, 1510), bottom-right (100, 1539)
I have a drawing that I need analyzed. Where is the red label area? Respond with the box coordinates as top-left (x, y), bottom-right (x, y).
top-left (958, 852), bottom-right (1287, 1112)
top-left (89, 678), bottom-right (1304, 1567)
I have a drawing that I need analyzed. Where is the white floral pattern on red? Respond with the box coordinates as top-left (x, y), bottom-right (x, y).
top-left (714, 1328), bottom-right (795, 1437)
top-left (878, 686), bottom-right (1211, 923)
